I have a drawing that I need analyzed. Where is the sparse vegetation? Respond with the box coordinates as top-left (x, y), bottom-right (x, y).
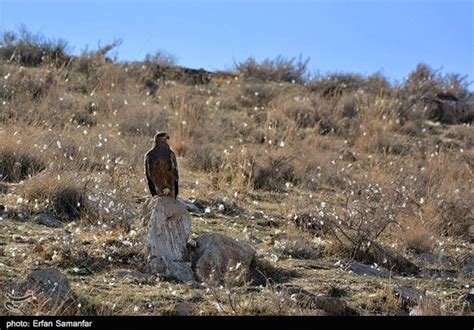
top-left (0, 29), bottom-right (472, 316)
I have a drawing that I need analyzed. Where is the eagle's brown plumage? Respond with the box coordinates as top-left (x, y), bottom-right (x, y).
top-left (144, 132), bottom-right (179, 198)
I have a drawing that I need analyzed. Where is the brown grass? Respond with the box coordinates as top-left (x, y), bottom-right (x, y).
top-left (0, 35), bottom-right (472, 315)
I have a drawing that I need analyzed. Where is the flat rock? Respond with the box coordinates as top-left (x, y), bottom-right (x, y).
top-left (35, 213), bottom-right (63, 228)
top-left (417, 253), bottom-right (452, 266)
top-left (394, 286), bottom-right (425, 306)
top-left (190, 232), bottom-right (256, 287)
top-left (176, 198), bottom-right (202, 214)
top-left (349, 262), bottom-right (390, 279)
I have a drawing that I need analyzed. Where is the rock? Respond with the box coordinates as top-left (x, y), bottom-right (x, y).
top-left (190, 233), bottom-right (256, 287)
top-left (394, 286), bottom-right (425, 306)
top-left (149, 258), bottom-right (195, 283)
top-left (466, 289), bottom-right (474, 304)
top-left (142, 196), bottom-right (195, 283)
top-left (312, 296), bottom-right (347, 316)
top-left (173, 302), bottom-right (193, 316)
top-left (35, 213), bottom-right (63, 228)
top-left (417, 253), bottom-right (452, 266)
top-left (349, 262), bottom-right (390, 279)
top-left (463, 255), bottom-right (474, 278)
top-left (0, 204), bottom-right (5, 212)
top-left (10, 268), bottom-right (77, 314)
top-left (176, 198), bottom-right (202, 214)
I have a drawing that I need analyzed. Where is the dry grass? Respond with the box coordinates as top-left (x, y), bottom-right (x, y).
top-left (0, 33), bottom-right (472, 316)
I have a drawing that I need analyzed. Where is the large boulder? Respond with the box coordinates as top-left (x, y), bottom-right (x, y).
top-left (190, 233), bottom-right (256, 287)
top-left (142, 196), bottom-right (195, 283)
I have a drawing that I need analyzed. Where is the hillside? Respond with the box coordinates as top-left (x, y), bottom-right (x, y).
top-left (0, 39), bottom-right (473, 316)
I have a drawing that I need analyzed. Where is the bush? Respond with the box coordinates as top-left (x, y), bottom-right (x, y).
top-left (0, 147), bottom-right (46, 182)
top-left (0, 26), bottom-right (70, 67)
top-left (20, 172), bottom-right (86, 220)
top-left (235, 55), bottom-right (310, 83)
top-left (399, 63), bottom-right (471, 124)
top-left (186, 144), bottom-right (224, 172)
top-left (144, 50), bottom-right (177, 67)
top-left (20, 171), bottom-right (134, 225)
top-left (238, 84), bottom-right (276, 108)
top-left (308, 73), bottom-right (366, 97)
top-left (253, 154), bottom-right (297, 191)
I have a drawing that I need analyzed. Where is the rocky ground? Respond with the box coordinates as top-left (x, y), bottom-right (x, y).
top-left (0, 186), bottom-right (472, 315)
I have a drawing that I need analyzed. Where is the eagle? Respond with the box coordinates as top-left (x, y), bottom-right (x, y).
top-left (144, 132), bottom-right (179, 198)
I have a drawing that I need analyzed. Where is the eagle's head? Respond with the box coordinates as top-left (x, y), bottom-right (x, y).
top-left (154, 131), bottom-right (170, 145)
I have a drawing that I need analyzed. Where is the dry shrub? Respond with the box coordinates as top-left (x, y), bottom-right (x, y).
top-left (316, 177), bottom-right (416, 264)
top-left (399, 63), bottom-right (470, 124)
top-left (20, 172), bottom-right (87, 220)
top-left (0, 26), bottom-right (70, 67)
top-left (238, 84), bottom-right (276, 108)
top-left (0, 146), bottom-right (46, 182)
top-left (401, 224), bottom-right (435, 254)
top-left (308, 73), bottom-right (367, 98)
top-left (116, 105), bottom-right (170, 136)
top-left (444, 125), bottom-right (474, 149)
top-left (235, 55), bottom-right (310, 84)
top-left (283, 99), bottom-right (320, 129)
top-left (185, 143), bottom-right (224, 173)
top-left (0, 132), bottom-right (47, 182)
top-left (272, 232), bottom-right (321, 259)
top-left (20, 171), bottom-right (134, 225)
top-left (253, 153), bottom-right (297, 191)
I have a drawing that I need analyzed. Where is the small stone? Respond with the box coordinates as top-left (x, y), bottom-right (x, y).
top-left (35, 213), bottom-right (63, 228)
top-left (349, 262), bottom-right (390, 279)
top-left (173, 302), bottom-right (192, 316)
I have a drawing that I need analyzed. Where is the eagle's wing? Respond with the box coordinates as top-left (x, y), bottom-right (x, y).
top-left (145, 152), bottom-right (157, 196)
top-left (170, 151), bottom-right (179, 197)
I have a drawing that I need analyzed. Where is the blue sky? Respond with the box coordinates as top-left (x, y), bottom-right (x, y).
top-left (0, 0), bottom-right (472, 85)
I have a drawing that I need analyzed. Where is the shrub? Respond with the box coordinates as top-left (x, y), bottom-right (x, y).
top-left (253, 154), bottom-right (297, 191)
top-left (20, 172), bottom-right (86, 220)
top-left (186, 144), bottom-right (224, 173)
top-left (308, 73), bottom-right (366, 97)
top-left (0, 26), bottom-right (70, 67)
top-left (235, 55), bottom-right (310, 83)
top-left (144, 50), bottom-right (177, 67)
top-left (0, 133), bottom-right (47, 182)
top-left (0, 148), bottom-right (46, 182)
top-left (238, 84), bottom-right (276, 108)
top-left (399, 63), bottom-right (470, 123)
top-left (20, 171), bottom-right (134, 225)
